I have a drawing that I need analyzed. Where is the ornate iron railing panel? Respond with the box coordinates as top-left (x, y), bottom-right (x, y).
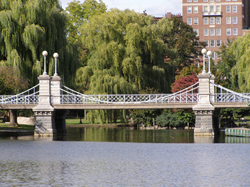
top-left (60, 83), bottom-right (199, 104)
top-left (212, 82), bottom-right (250, 102)
top-left (0, 84), bottom-right (39, 104)
top-left (60, 93), bottom-right (199, 104)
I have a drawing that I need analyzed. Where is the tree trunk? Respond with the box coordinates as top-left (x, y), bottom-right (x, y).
top-left (9, 110), bottom-right (18, 127)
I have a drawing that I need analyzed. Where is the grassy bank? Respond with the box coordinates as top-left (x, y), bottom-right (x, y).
top-left (0, 123), bottom-right (35, 130)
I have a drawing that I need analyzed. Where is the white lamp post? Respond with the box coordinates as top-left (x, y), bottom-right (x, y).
top-left (53, 52), bottom-right (59, 76)
top-left (42, 51), bottom-right (48, 75)
top-left (207, 51), bottom-right (212, 74)
top-left (201, 48), bottom-right (207, 73)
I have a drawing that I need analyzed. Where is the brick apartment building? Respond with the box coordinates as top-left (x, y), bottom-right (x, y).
top-left (182, 0), bottom-right (250, 62)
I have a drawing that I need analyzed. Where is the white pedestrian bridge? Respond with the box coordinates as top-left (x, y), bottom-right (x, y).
top-left (0, 73), bottom-right (249, 136)
top-left (0, 81), bottom-right (250, 110)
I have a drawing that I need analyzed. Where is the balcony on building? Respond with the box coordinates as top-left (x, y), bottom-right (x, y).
top-left (203, 11), bottom-right (222, 17)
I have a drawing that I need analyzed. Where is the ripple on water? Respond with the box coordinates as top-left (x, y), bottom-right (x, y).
top-left (0, 140), bottom-right (250, 186)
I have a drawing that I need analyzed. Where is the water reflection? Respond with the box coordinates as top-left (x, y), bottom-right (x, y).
top-left (1, 127), bottom-right (250, 143)
top-left (66, 127), bottom-right (195, 143)
top-left (194, 136), bottom-right (214, 143)
top-left (225, 136), bottom-right (250, 143)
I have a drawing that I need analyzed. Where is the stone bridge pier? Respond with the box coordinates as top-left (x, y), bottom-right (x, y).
top-left (33, 74), bottom-right (66, 136)
top-left (192, 73), bottom-right (215, 136)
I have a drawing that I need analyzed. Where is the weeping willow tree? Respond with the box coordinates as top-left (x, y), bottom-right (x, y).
top-left (217, 34), bottom-right (250, 92)
top-left (76, 9), bottom-right (176, 123)
top-left (0, 0), bottom-right (78, 88)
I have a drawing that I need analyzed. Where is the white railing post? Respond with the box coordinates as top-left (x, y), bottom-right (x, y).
top-left (51, 76), bottom-right (61, 105)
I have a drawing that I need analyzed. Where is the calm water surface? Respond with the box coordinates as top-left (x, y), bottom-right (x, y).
top-left (0, 127), bottom-right (250, 186)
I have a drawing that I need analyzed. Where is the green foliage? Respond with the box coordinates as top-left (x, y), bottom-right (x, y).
top-left (155, 113), bottom-right (170, 127)
top-left (0, 0), bottom-right (78, 86)
top-left (76, 9), bottom-right (177, 124)
top-left (175, 64), bottom-right (201, 81)
top-left (65, 0), bottom-right (107, 45)
top-left (217, 34), bottom-right (250, 92)
top-left (131, 110), bottom-right (160, 126)
top-left (216, 42), bottom-right (236, 88)
top-left (0, 66), bottom-right (29, 94)
top-left (176, 109), bottom-right (195, 126)
top-left (156, 109), bottom-right (194, 128)
top-left (155, 112), bottom-right (183, 127)
top-left (78, 9), bottom-right (175, 94)
top-left (162, 16), bottom-right (204, 70)
top-left (218, 108), bottom-right (250, 120)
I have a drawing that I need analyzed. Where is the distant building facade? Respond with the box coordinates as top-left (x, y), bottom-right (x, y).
top-left (182, 0), bottom-right (250, 62)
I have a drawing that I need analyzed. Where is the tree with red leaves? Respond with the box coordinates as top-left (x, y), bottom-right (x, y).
top-left (171, 73), bottom-right (198, 93)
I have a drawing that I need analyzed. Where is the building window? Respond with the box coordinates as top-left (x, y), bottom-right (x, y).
top-left (210, 5), bottom-right (214, 12)
top-left (194, 29), bottom-right (199, 36)
top-left (226, 6), bottom-right (231, 13)
top-left (204, 0), bottom-right (208, 2)
top-left (193, 0), bottom-right (198, 2)
top-left (210, 17), bottom-right (215, 24)
top-left (232, 5), bottom-right (237, 13)
top-left (210, 0), bottom-right (214, 2)
top-left (204, 6), bottom-right (208, 13)
top-left (216, 17), bottom-right (221, 24)
top-left (193, 17), bottom-right (198, 25)
top-left (187, 7), bottom-right (192, 14)
top-left (217, 40), bottom-right (221, 47)
top-left (226, 17), bottom-right (231, 24)
top-left (233, 28), bottom-right (238, 35)
top-left (187, 0), bottom-right (192, 2)
top-left (216, 28), bottom-right (221, 36)
top-left (187, 18), bottom-right (192, 25)
top-left (226, 28), bottom-right (231, 35)
top-left (216, 0), bottom-right (220, 2)
top-left (212, 52), bottom-right (215, 59)
top-left (204, 40), bottom-right (209, 47)
top-left (194, 6), bottom-right (198, 13)
top-left (211, 40), bottom-right (215, 47)
top-left (204, 17), bottom-right (209, 25)
top-left (232, 17), bottom-right (237, 24)
top-left (216, 5), bottom-right (221, 12)
top-left (210, 29), bottom-right (215, 36)
top-left (204, 29), bottom-right (209, 36)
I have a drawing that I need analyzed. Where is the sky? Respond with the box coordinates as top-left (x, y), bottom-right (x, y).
top-left (59, 0), bottom-right (182, 17)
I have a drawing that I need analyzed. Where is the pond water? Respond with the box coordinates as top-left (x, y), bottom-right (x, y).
top-left (0, 127), bottom-right (250, 186)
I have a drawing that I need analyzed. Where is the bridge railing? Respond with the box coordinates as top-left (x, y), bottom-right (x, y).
top-left (0, 84), bottom-right (39, 104)
top-left (60, 93), bottom-right (199, 104)
top-left (212, 83), bottom-right (250, 102)
top-left (60, 83), bottom-right (199, 104)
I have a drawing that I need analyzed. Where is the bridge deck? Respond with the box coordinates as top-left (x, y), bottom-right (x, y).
top-left (52, 103), bottom-right (196, 110)
top-left (212, 102), bottom-right (249, 108)
top-left (0, 104), bottom-right (37, 110)
top-left (0, 102), bottom-right (248, 110)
